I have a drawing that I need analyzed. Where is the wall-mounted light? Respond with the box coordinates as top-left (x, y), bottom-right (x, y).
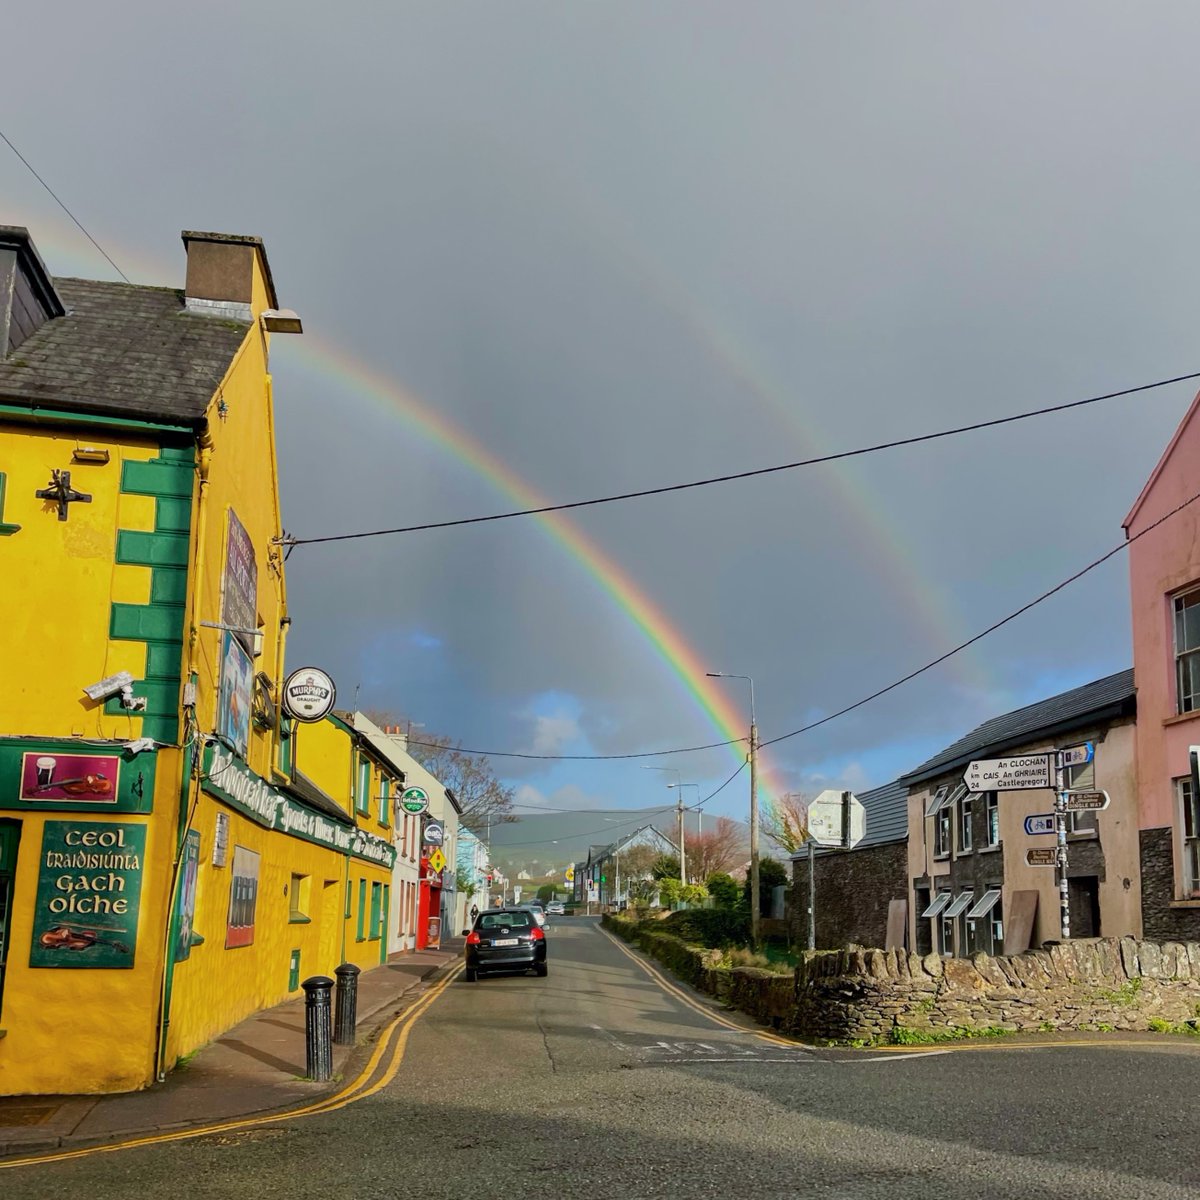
top-left (261, 308), bottom-right (303, 334)
top-left (72, 446), bottom-right (110, 464)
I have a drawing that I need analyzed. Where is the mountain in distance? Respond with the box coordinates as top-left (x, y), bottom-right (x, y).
top-left (480, 807), bottom-right (748, 877)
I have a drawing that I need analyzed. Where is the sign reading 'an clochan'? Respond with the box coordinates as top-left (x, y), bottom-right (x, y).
top-left (963, 752), bottom-right (1054, 793)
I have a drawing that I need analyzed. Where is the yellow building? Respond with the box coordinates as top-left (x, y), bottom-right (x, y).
top-left (0, 225), bottom-right (392, 1096)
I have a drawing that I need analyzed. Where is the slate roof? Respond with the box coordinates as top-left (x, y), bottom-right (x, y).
top-left (0, 276), bottom-right (248, 425)
top-left (280, 769), bottom-right (353, 825)
top-left (900, 669), bottom-right (1136, 787)
top-left (788, 778), bottom-right (909, 860)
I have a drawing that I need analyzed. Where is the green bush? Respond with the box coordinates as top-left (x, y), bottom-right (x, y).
top-left (706, 872), bottom-right (740, 908)
top-left (681, 882), bottom-right (708, 906)
top-left (744, 856), bottom-right (788, 913)
top-left (661, 907), bottom-right (750, 947)
top-left (657, 877), bottom-right (682, 908)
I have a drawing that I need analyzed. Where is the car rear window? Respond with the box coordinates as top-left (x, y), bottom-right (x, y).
top-left (480, 912), bottom-right (531, 929)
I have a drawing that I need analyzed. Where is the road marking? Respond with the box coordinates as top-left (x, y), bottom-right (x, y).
top-left (0, 963), bottom-right (463, 1171)
top-left (598, 925), bottom-right (804, 1050)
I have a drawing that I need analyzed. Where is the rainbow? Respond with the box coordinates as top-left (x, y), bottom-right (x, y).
top-left (16, 215), bottom-right (781, 797)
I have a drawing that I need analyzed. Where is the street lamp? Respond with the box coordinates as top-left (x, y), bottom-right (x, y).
top-left (667, 782), bottom-right (701, 840)
top-left (707, 671), bottom-right (759, 947)
top-left (642, 764), bottom-right (685, 884)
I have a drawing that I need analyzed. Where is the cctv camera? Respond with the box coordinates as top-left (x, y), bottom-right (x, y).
top-left (83, 671), bottom-right (135, 702)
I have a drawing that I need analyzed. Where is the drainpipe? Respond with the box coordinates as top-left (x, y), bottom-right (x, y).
top-left (153, 428), bottom-right (214, 1082)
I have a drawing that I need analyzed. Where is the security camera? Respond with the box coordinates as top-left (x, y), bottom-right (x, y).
top-left (83, 671), bottom-right (134, 702)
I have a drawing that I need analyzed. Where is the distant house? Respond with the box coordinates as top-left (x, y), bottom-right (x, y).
top-left (788, 780), bottom-right (909, 950)
top-left (583, 825), bottom-right (678, 908)
top-left (903, 670), bottom-right (1138, 958)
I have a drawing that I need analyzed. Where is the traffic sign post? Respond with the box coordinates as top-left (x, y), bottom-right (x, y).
top-left (803, 791), bottom-right (867, 951)
top-left (1026, 847), bottom-right (1057, 867)
top-left (962, 753), bottom-right (1053, 793)
top-left (1024, 814), bottom-right (1055, 836)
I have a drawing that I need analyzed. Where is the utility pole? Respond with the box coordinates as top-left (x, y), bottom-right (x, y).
top-left (676, 792), bottom-right (687, 887)
top-left (1055, 750), bottom-right (1070, 940)
top-left (749, 713), bottom-right (760, 948)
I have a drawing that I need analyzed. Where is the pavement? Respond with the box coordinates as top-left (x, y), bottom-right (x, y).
top-left (0, 939), bottom-right (462, 1158)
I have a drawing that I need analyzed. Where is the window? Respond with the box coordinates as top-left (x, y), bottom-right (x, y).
top-left (966, 888), bottom-right (1003, 955)
top-left (1175, 590), bottom-right (1200, 714)
top-left (924, 785), bottom-right (949, 818)
top-left (956, 791), bottom-right (973, 853)
top-left (356, 878), bottom-right (367, 941)
top-left (1179, 776), bottom-right (1200, 897)
top-left (379, 776), bottom-right (391, 827)
top-left (929, 784), bottom-right (959, 858)
top-left (288, 873), bottom-right (310, 922)
top-left (984, 793), bottom-right (1000, 848)
top-left (1065, 750), bottom-right (1098, 835)
top-left (934, 806), bottom-right (952, 858)
top-left (356, 757), bottom-right (372, 815)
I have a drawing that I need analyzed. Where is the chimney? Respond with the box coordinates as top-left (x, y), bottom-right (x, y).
top-left (0, 226), bottom-right (64, 358)
top-left (181, 231), bottom-right (279, 323)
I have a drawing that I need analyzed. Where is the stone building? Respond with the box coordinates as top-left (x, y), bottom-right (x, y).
top-left (788, 779), bottom-right (908, 950)
top-left (902, 670), bottom-right (1139, 959)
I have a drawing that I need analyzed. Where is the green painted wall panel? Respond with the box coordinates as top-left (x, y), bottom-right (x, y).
top-left (111, 603), bottom-right (186, 644)
top-left (121, 459), bottom-right (195, 498)
top-left (144, 642), bottom-right (184, 680)
top-left (117, 529), bottom-right (190, 569)
top-left (155, 497), bottom-right (192, 534)
top-left (149, 568), bottom-right (189, 607)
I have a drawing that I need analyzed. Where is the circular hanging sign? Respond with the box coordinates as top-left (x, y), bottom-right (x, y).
top-left (281, 667), bottom-right (337, 723)
top-left (423, 819), bottom-right (445, 847)
top-left (399, 786), bottom-right (429, 816)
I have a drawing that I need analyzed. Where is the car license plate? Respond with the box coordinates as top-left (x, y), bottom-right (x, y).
top-left (492, 937), bottom-right (519, 947)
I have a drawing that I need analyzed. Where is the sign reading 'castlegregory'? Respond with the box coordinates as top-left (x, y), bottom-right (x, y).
top-left (30, 820), bottom-right (146, 969)
top-left (202, 743), bottom-right (396, 868)
top-left (282, 667), bottom-right (337, 723)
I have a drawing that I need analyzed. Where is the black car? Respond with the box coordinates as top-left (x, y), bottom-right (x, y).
top-left (464, 907), bottom-right (548, 981)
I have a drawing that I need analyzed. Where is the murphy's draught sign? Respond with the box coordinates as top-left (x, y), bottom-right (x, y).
top-left (282, 667), bottom-right (336, 723)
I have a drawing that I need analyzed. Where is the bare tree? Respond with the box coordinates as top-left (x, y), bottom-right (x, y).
top-left (363, 710), bottom-right (515, 833)
top-left (687, 816), bottom-right (745, 880)
top-left (760, 793), bottom-right (810, 856)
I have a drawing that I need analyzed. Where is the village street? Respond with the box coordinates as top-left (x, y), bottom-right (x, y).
top-left (6, 918), bottom-right (1200, 1200)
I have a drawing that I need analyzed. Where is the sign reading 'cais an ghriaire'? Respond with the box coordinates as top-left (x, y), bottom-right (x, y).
top-left (281, 667), bottom-right (336, 723)
top-left (202, 743), bottom-right (396, 868)
top-left (30, 821), bottom-right (146, 969)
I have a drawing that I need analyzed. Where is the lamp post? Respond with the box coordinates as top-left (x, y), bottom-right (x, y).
top-left (706, 672), bottom-right (759, 947)
top-left (642, 765), bottom-right (685, 884)
top-left (667, 783), bottom-right (700, 878)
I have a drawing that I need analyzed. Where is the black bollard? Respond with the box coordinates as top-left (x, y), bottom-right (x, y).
top-left (333, 962), bottom-right (361, 1046)
top-left (302, 975), bottom-right (335, 1082)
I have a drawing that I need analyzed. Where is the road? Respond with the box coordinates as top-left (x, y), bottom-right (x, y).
top-left (8, 916), bottom-right (1200, 1199)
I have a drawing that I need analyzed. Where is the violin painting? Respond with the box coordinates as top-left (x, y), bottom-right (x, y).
top-left (20, 752), bottom-right (121, 803)
top-left (38, 924), bottom-right (131, 955)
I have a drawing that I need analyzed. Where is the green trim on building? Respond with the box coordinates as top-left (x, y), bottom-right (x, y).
top-left (0, 473), bottom-right (20, 536)
top-left (108, 448), bottom-right (196, 744)
top-left (0, 401), bottom-right (194, 436)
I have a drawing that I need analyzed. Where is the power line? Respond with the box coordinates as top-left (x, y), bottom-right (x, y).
top-left (760, 486), bottom-right (1200, 750)
top-left (407, 732), bottom-right (746, 762)
top-left (0, 128), bottom-right (131, 284)
top-left (281, 372), bottom-right (1200, 548)
top-left (410, 487), bottom-right (1200, 765)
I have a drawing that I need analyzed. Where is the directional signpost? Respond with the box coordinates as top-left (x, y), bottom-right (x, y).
top-left (804, 791), bottom-right (867, 952)
top-left (1065, 790), bottom-right (1109, 812)
top-left (1024, 814), bottom-right (1055, 836)
top-left (962, 753), bottom-right (1053, 793)
top-left (1026, 847), bottom-right (1057, 867)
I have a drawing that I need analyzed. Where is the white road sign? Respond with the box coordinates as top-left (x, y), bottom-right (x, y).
top-left (963, 753), bottom-right (1053, 793)
top-left (807, 789), bottom-right (866, 849)
top-left (1060, 742), bottom-right (1094, 768)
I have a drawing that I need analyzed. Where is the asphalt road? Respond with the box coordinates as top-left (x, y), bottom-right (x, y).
top-left (8, 916), bottom-right (1200, 1199)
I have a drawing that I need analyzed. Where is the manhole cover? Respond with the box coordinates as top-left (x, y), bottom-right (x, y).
top-left (0, 1104), bottom-right (60, 1127)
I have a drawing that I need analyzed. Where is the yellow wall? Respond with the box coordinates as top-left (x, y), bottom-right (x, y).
top-left (0, 427), bottom-right (162, 740)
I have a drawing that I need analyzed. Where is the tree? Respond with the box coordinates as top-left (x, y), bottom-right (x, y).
top-left (681, 883), bottom-right (708, 906)
top-left (760, 793), bottom-right (810, 857)
top-left (455, 867), bottom-right (477, 901)
top-left (744, 856), bottom-right (789, 915)
top-left (650, 854), bottom-right (681, 880)
top-left (536, 884), bottom-right (555, 904)
top-left (687, 817), bottom-right (744, 879)
top-left (706, 872), bottom-right (740, 909)
top-left (363, 711), bottom-right (515, 833)
top-left (616, 843), bottom-right (659, 881)
top-left (657, 877), bottom-right (682, 908)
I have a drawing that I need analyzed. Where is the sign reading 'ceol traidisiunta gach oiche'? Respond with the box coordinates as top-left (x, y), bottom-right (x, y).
top-left (30, 820), bottom-right (146, 969)
top-left (202, 743), bottom-right (396, 867)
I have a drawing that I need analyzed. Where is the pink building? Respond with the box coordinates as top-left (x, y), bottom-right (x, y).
top-left (1125, 392), bottom-right (1200, 940)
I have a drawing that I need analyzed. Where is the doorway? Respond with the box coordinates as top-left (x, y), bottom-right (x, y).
top-left (0, 821), bottom-right (21, 1020)
top-left (1068, 876), bottom-right (1101, 938)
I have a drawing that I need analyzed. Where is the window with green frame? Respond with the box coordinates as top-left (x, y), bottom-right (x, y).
top-left (344, 878), bottom-right (353, 919)
top-left (369, 881), bottom-right (382, 939)
top-left (356, 878), bottom-right (367, 941)
top-left (356, 756), bottom-right (371, 814)
top-left (379, 776), bottom-right (391, 827)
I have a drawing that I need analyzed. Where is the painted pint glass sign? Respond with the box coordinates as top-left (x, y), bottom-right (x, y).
top-left (30, 821), bottom-right (146, 969)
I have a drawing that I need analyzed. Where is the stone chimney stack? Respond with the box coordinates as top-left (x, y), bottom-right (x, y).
top-left (181, 231), bottom-right (277, 322)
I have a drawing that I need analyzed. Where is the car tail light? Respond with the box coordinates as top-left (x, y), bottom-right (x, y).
top-left (530, 925), bottom-right (545, 941)
top-left (466, 930), bottom-right (481, 945)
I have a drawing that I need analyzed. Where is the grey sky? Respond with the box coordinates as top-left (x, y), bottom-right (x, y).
top-left (5, 3), bottom-right (1199, 824)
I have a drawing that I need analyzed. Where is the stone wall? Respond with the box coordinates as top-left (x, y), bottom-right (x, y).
top-left (1140, 827), bottom-right (1200, 942)
top-left (789, 839), bottom-right (907, 950)
top-left (604, 914), bottom-right (1200, 1045)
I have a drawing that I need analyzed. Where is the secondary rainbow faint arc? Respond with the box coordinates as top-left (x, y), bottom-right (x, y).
top-left (19, 218), bottom-right (781, 797)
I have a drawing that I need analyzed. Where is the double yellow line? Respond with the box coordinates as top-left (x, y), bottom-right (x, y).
top-left (1, 963), bottom-right (462, 1172)
top-left (599, 926), bottom-right (801, 1049)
